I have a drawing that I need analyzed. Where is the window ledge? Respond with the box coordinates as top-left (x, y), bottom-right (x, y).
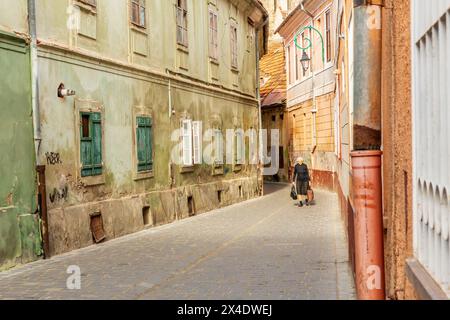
top-left (134, 171), bottom-right (154, 181)
top-left (212, 165), bottom-right (224, 176)
top-left (177, 44), bottom-right (189, 54)
top-left (231, 67), bottom-right (239, 74)
top-left (233, 164), bottom-right (242, 172)
top-left (180, 166), bottom-right (195, 174)
top-left (405, 258), bottom-right (449, 300)
top-left (130, 24), bottom-right (148, 35)
top-left (75, 1), bottom-right (97, 14)
top-left (209, 58), bottom-right (219, 65)
top-left (81, 174), bottom-right (105, 187)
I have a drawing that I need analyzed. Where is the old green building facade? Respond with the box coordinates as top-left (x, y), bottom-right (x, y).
top-left (0, 29), bottom-right (43, 270)
top-left (0, 0), bottom-right (268, 268)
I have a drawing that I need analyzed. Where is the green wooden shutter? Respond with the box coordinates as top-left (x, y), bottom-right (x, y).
top-left (80, 112), bottom-right (103, 177)
top-left (81, 112), bottom-right (93, 177)
top-left (137, 116), bottom-right (153, 172)
top-left (91, 112), bottom-right (103, 176)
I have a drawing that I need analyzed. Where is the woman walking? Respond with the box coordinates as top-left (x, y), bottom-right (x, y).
top-left (292, 157), bottom-right (311, 207)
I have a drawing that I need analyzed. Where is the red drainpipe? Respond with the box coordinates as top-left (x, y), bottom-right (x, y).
top-left (351, 0), bottom-right (386, 300)
top-left (351, 151), bottom-right (385, 299)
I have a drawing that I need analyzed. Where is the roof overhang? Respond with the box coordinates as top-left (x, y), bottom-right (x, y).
top-left (275, 0), bottom-right (324, 40)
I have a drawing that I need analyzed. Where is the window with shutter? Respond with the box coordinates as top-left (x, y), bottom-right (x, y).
top-left (80, 112), bottom-right (103, 177)
top-left (131, 0), bottom-right (146, 28)
top-left (236, 130), bottom-right (244, 165)
top-left (209, 9), bottom-right (218, 60)
top-left (177, 0), bottom-right (188, 47)
top-left (136, 116), bottom-right (153, 172)
top-left (325, 10), bottom-right (332, 63)
top-left (79, 0), bottom-right (97, 7)
top-left (214, 129), bottom-right (224, 165)
top-left (192, 121), bottom-right (202, 165)
top-left (230, 23), bottom-right (238, 69)
top-left (182, 119), bottom-right (193, 167)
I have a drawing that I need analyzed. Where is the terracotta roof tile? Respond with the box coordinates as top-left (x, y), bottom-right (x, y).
top-left (260, 41), bottom-right (287, 107)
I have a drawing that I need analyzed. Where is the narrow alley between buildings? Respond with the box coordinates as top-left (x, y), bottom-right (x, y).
top-left (0, 184), bottom-right (355, 300)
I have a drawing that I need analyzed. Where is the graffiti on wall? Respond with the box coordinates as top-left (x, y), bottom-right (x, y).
top-left (49, 186), bottom-right (69, 203)
top-left (46, 152), bottom-right (63, 165)
top-left (49, 175), bottom-right (69, 204)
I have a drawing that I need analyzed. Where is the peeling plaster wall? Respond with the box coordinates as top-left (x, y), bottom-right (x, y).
top-left (0, 31), bottom-right (43, 270)
top-left (33, 0), bottom-right (263, 257)
top-left (0, 0), bottom-right (28, 35)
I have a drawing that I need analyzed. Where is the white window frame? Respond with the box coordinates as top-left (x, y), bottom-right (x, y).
top-left (235, 130), bottom-right (245, 165)
top-left (192, 121), bottom-right (202, 165)
top-left (209, 7), bottom-right (219, 60)
top-left (214, 128), bottom-right (224, 166)
top-left (287, 44), bottom-right (292, 85)
top-left (176, 0), bottom-right (188, 47)
top-left (131, 0), bottom-right (146, 28)
top-left (181, 119), bottom-right (193, 167)
top-left (325, 9), bottom-right (332, 64)
top-left (230, 21), bottom-right (238, 70)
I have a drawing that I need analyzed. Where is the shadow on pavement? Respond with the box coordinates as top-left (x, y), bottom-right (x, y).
top-left (263, 182), bottom-right (289, 196)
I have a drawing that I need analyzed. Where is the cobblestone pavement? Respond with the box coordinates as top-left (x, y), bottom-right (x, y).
top-left (0, 184), bottom-right (356, 300)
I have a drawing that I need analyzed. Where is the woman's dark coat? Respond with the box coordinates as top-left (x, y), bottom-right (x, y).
top-left (293, 163), bottom-right (310, 196)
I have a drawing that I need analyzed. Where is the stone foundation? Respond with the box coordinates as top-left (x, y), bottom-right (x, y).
top-left (47, 177), bottom-right (260, 257)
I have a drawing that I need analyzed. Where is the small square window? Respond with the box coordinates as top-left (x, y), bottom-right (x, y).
top-left (82, 114), bottom-right (90, 138)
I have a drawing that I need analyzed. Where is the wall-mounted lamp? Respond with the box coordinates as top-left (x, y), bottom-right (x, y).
top-left (58, 83), bottom-right (76, 98)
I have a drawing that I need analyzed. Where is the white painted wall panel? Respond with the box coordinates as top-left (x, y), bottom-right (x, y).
top-left (412, 0), bottom-right (450, 297)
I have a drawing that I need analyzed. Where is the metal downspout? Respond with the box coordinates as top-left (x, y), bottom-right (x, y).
top-left (351, 0), bottom-right (385, 300)
top-left (256, 17), bottom-right (269, 196)
top-left (28, 0), bottom-right (41, 162)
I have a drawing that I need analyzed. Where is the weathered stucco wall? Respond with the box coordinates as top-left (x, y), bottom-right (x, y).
top-left (0, 0), bottom-right (266, 265)
top-left (0, 0), bottom-right (28, 35)
top-left (41, 69), bottom-right (260, 255)
top-left (32, 0), bottom-right (264, 257)
top-left (381, 0), bottom-right (416, 300)
top-left (35, 0), bottom-right (258, 96)
top-left (0, 31), bottom-right (42, 270)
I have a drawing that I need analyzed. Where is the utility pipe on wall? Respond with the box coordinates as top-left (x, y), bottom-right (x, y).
top-left (351, 0), bottom-right (385, 300)
top-left (255, 16), bottom-right (269, 196)
top-left (28, 0), bottom-right (41, 163)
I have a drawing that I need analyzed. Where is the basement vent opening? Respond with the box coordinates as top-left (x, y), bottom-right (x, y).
top-left (187, 196), bottom-right (195, 217)
top-left (217, 190), bottom-right (223, 204)
top-left (143, 206), bottom-right (151, 226)
top-left (90, 212), bottom-right (106, 244)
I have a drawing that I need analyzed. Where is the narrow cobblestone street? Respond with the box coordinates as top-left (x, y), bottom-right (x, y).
top-left (0, 184), bottom-right (355, 300)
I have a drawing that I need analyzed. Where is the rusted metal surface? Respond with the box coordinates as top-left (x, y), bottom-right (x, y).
top-left (36, 165), bottom-right (50, 259)
top-left (351, 151), bottom-right (385, 300)
top-left (349, 1), bottom-right (386, 300)
top-left (353, 125), bottom-right (382, 151)
top-left (352, 2), bottom-right (382, 150)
